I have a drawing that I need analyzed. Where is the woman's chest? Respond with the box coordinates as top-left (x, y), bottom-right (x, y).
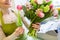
top-left (3, 13), bottom-right (17, 24)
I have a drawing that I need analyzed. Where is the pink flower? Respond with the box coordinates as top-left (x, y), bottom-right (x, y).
top-left (50, 4), bottom-right (54, 9)
top-left (53, 9), bottom-right (58, 17)
top-left (17, 5), bottom-right (22, 10)
top-left (45, 0), bottom-right (50, 3)
top-left (37, 11), bottom-right (45, 18)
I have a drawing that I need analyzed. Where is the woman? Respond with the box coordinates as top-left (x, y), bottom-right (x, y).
top-left (0, 0), bottom-right (40, 40)
top-left (0, 0), bottom-right (24, 40)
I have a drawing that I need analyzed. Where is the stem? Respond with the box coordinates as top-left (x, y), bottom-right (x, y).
top-left (29, 16), bottom-right (37, 28)
top-left (17, 10), bottom-right (22, 27)
top-left (28, 16), bottom-right (37, 37)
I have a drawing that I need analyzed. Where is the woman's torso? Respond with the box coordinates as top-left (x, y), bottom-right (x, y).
top-left (0, 10), bottom-right (17, 36)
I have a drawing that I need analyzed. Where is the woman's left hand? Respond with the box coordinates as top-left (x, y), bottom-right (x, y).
top-left (32, 23), bottom-right (40, 31)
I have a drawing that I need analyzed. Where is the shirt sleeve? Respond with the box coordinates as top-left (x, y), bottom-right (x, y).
top-left (37, 21), bottom-right (58, 33)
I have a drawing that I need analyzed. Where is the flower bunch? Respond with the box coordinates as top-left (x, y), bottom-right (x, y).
top-left (23, 0), bottom-right (56, 39)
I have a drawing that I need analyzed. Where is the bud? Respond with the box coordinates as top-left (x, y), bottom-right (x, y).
top-left (17, 5), bottom-right (22, 10)
top-left (50, 4), bottom-right (54, 9)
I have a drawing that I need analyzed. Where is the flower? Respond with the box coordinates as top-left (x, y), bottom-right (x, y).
top-left (36, 0), bottom-right (43, 4)
top-left (37, 11), bottom-right (45, 18)
top-left (16, 5), bottom-right (23, 26)
top-left (53, 9), bottom-right (58, 17)
top-left (44, 5), bottom-right (50, 12)
top-left (17, 5), bottom-right (23, 10)
top-left (50, 4), bottom-right (54, 9)
top-left (26, 2), bottom-right (32, 10)
top-left (36, 9), bottom-right (44, 18)
top-left (45, 0), bottom-right (50, 3)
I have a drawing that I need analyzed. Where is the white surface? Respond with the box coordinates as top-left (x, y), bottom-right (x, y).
top-left (52, 0), bottom-right (60, 8)
top-left (38, 21), bottom-right (58, 33)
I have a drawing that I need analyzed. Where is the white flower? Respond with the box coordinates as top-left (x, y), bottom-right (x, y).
top-left (37, 0), bottom-right (43, 4)
top-left (26, 2), bottom-right (32, 10)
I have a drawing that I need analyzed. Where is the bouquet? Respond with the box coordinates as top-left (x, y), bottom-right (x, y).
top-left (23, 0), bottom-right (55, 40)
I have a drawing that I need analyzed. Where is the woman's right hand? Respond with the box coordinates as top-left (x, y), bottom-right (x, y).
top-left (2, 27), bottom-right (24, 40)
top-left (14, 27), bottom-right (24, 37)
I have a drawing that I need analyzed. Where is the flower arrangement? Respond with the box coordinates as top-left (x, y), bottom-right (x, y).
top-left (23, 0), bottom-right (54, 38)
top-left (23, 0), bottom-right (54, 37)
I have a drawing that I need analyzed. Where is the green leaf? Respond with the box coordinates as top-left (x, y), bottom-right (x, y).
top-left (30, 0), bottom-right (38, 10)
top-left (39, 5), bottom-right (44, 10)
top-left (47, 1), bottom-right (52, 5)
top-left (22, 6), bottom-right (27, 13)
top-left (30, 0), bottom-right (35, 4)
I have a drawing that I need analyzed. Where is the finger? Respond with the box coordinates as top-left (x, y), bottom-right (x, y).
top-left (32, 24), bottom-right (40, 29)
top-left (16, 27), bottom-right (24, 34)
top-left (32, 26), bottom-right (35, 28)
top-left (34, 28), bottom-right (40, 30)
top-left (35, 23), bottom-right (40, 25)
top-left (15, 27), bottom-right (21, 32)
top-left (32, 23), bottom-right (40, 27)
top-left (20, 30), bottom-right (24, 34)
top-left (32, 24), bottom-right (36, 26)
top-left (34, 27), bottom-right (40, 31)
top-left (19, 28), bottom-right (24, 34)
top-left (32, 24), bottom-right (38, 28)
top-left (34, 25), bottom-right (40, 28)
top-left (34, 25), bottom-right (40, 29)
top-left (34, 28), bottom-right (37, 30)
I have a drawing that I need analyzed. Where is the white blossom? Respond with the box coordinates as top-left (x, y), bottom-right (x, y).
top-left (37, 0), bottom-right (43, 4)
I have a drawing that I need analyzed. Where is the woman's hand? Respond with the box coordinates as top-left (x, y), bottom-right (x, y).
top-left (14, 27), bottom-right (24, 37)
top-left (2, 27), bottom-right (24, 40)
top-left (32, 23), bottom-right (40, 31)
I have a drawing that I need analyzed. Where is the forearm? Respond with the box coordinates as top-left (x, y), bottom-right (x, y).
top-left (20, 10), bottom-right (30, 28)
top-left (2, 33), bottom-right (18, 40)
top-left (0, 26), bottom-right (6, 40)
top-left (21, 16), bottom-right (30, 28)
